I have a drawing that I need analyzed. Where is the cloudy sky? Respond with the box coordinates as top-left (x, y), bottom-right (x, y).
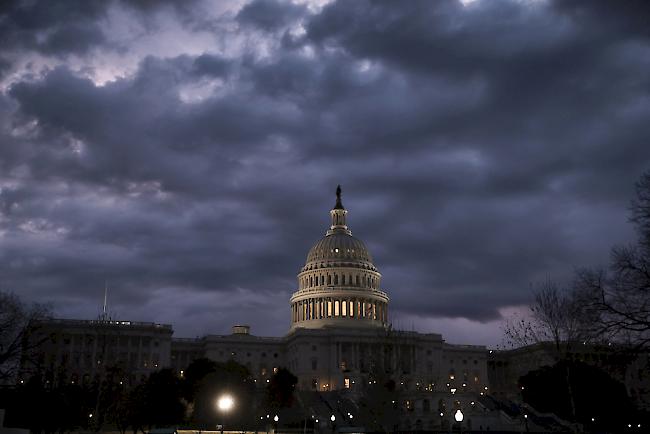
top-left (1, 0), bottom-right (649, 346)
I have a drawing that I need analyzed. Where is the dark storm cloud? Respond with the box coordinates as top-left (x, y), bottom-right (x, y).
top-left (1, 0), bottom-right (649, 341)
top-left (237, 0), bottom-right (307, 31)
top-left (0, 0), bottom-right (107, 55)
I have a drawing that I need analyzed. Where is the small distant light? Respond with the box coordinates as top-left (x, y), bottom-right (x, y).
top-left (330, 415), bottom-right (336, 422)
top-left (349, 414), bottom-right (353, 419)
top-left (89, 413), bottom-right (93, 418)
top-left (591, 418), bottom-right (595, 422)
top-left (484, 386), bottom-right (488, 390)
top-left (462, 383), bottom-right (466, 387)
top-left (119, 381), bottom-right (123, 385)
top-left (274, 415), bottom-right (279, 422)
top-left (267, 415), bottom-right (270, 418)
top-left (19, 380), bottom-right (24, 384)
top-left (628, 424), bottom-right (632, 428)
top-left (489, 350), bottom-right (493, 353)
top-left (266, 379), bottom-right (270, 383)
top-left (524, 414), bottom-right (528, 419)
top-left (450, 388), bottom-right (457, 394)
top-left (440, 412), bottom-right (444, 417)
top-left (315, 419), bottom-right (319, 423)
top-left (638, 424), bottom-right (641, 428)
top-left (260, 417), bottom-right (263, 420)
top-left (521, 386), bottom-right (525, 390)
top-left (471, 401), bottom-right (475, 405)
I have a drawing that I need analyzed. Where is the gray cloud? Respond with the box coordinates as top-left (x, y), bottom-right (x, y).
top-left (0, 0), bottom-right (648, 342)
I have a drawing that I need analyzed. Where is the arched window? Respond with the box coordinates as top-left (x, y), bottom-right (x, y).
top-left (356, 275), bottom-right (360, 286)
top-left (334, 274), bottom-right (339, 285)
top-left (335, 300), bottom-right (340, 316)
top-left (327, 275), bottom-right (331, 285)
top-left (320, 275), bottom-right (324, 285)
top-left (349, 300), bottom-right (354, 317)
top-left (342, 299), bottom-right (347, 316)
top-left (310, 276), bottom-right (313, 287)
top-left (327, 300), bottom-right (332, 317)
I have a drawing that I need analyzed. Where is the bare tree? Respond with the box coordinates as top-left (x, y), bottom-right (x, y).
top-left (503, 279), bottom-right (593, 358)
top-left (0, 291), bottom-right (51, 383)
top-left (503, 280), bottom-right (596, 423)
top-left (575, 172), bottom-right (650, 350)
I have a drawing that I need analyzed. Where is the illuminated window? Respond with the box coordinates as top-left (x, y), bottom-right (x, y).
top-left (344, 377), bottom-right (350, 389)
top-left (335, 300), bottom-right (340, 316)
top-left (327, 301), bottom-right (332, 317)
top-left (342, 301), bottom-right (347, 316)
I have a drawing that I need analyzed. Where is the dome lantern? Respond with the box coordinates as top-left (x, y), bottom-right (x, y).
top-left (327, 185), bottom-right (351, 236)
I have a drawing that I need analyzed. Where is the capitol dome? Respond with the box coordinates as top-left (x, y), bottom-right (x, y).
top-left (290, 186), bottom-right (389, 330)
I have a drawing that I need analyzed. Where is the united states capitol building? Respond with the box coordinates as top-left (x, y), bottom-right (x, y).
top-left (170, 187), bottom-right (488, 394)
top-left (33, 188), bottom-right (647, 431)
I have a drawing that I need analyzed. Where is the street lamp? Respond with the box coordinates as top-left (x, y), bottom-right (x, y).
top-left (454, 410), bottom-right (464, 434)
top-left (216, 394), bottom-right (235, 434)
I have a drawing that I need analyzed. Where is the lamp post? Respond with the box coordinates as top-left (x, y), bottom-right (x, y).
top-left (217, 394), bottom-right (235, 434)
top-left (454, 410), bottom-right (463, 434)
top-left (524, 413), bottom-right (529, 432)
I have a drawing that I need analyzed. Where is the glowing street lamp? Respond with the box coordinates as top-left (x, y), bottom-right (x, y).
top-left (217, 395), bottom-right (234, 412)
top-left (455, 410), bottom-right (464, 434)
top-left (216, 394), bottom-right (235, 434)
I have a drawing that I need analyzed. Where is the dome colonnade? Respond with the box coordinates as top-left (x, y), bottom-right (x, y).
top-left (290, 186), bottom-right (389, 329)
